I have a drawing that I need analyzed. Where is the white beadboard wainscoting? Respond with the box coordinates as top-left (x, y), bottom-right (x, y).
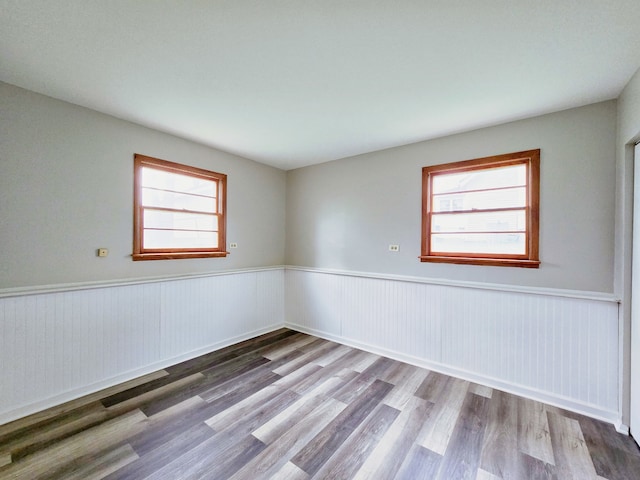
top-left (284, 267), bottom-right (622, 427)
top-left (0, 267), bottom-right (284, 425)
top-left (0, 264), bottom-right (624, 431)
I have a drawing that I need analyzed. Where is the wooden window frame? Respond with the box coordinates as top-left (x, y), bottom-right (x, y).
top-left (420, 149), bottom-right (540, 268)
top-left (133, 154), bottom-right (228, 261)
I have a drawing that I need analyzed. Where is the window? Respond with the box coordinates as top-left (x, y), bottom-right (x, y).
top-left (421, 149), bottom-right (540, 268)
top-left (133, 154), bottom-right (227, 260)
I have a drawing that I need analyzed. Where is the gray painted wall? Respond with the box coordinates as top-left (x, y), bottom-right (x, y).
top-left (286, 101), bottom-right (617, 293)
top-left (0, 82), bottom-right (287, 288)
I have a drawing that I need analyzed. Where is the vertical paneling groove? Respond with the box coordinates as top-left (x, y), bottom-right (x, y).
top-left (284, 270), bottom-right (619, 422)
top-left (0, 269), bottom-right (285, 425)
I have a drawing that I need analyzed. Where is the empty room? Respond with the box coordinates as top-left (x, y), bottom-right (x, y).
top-left (2, 1), bottom-right (640, 479)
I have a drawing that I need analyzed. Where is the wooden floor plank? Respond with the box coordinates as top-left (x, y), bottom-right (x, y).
top-left (415, 371), bottom-right (450, 402)
top-left (105, 372), bottom-right (205, 415)
top-left (518, 396), bottom-right (556, 466)
top-left (274, 362), bottom-right (324, 391)
top-left (136, 366), bottom-right (265, 417)
top-left (106, 423), bottom-right (215, 480)
top-left (291, 379), bottom-right (394, 476)
top-left (2, 329), bottom-right (639, 480)
top-left (297, 337), bottom-right (330, 353)
top-left (480, 389), bottom-right (523, 478)
top-left (144, 431), bottom-right (265, 480)
top-left (193, 434), bottom-right (267, 480)
top-left (62, 443), bottom-right (139, 480)
top-left (394, 444), bottom-right (442, 480)
top-left (99, 365), bottom-right (215, 408)
top-left (0, 409), bottom-right (147, 480)
top-left (476, 468), bottom-right (502, 480)
top-left (229, 398), bottom-right (348, 480)
top-left (313, 344), bottom-right (354, 367)
top-left (199, 365), bottom-right (282, 404)
top-left (0, 369), bottom-right (168, 440)
top-left (252, 375), bottom-right (346, 445)
top-left (469, 383), bottom-right (494, 399)
top-left (206, 384), bottom-right (286, 432)
top-left (346, 350), bottom-right (381, 373)
top-left (417, 376), bottom-right (470, 455)
top-left (380, 362), bottom-right (425, 388)
top-left (206, 387), bottom-right (301, 436)
top-left (547, 411), bottom-right (599, 479)
top-left (201, 370), bottom-right (282, 408)
top-left (332, 371), bottom-right (379, 404)
top-left (207, 389), bottom-right (301, 447)
top-left (0, 401), bottom-right (109, 463)
top-left (577, 415), bottom-right (640, 480)
top-left (261, 333), bottom-right (317, 360)
top-left (352, 396), bottom-right (433, 480)
top-left (287, 349), bottom-right (364, 395)
top-left (434, 392), bottom-right (490, 480)
top-left (270, 461), bottom-right (309, 480)
top-left (125, 395), bottom-right (209, 458)
top-left (519, 452), bottom-right (558, 479)
top-left (383, 366), bottom-right (430, 411)
top-left (271, 340), bottom-right (339, 376)
top-left (311, 403), bottom-right (399, 479)
top-left (144, 387), bottom-right (300, 480)
top-left (358, 356), bottom-right (397, 381)
top-left (159, 328), bottom-right (295, 381)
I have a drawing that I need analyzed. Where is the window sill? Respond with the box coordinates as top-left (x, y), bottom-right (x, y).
top-left (419, 255), bottom-right (540, 268)
top-left (133, 252), bottom-right (230, 261)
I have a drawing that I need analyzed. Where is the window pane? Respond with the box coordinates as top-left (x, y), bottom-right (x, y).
top-left (141, 167), bottom-right (217, 197)
top-left (432, 163), bottom-right (526, 194)
top-left (143, 229), bottom-right (218, 249)
top-left (432, 210), bottom-right (526, 233)
top-left (431, 233), bottom-right (526, 255)
top-left (144, 209), bottom-right (218, 232)
top-left (142, 187), bottom-right (216, 213)
top-left (433, 186), bottom-right (525, 212)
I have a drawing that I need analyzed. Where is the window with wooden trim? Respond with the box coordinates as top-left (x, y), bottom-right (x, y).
top-left (133, 154), bottom-right (227, 261)
top-left (421, 149), bottom-right (540, 268)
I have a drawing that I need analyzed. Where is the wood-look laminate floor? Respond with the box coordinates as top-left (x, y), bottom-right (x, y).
top-left (1, 329), bottom-right (639, 480)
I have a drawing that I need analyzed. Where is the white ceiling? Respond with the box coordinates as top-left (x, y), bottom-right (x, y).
top-left (1, 1), bottom-right (639, 170)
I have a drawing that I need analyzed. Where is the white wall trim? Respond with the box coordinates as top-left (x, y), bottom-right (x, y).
top-left (285, 265), bottom-right (620, 303)
top-left (0, 324), bottom-right (282, 426)
top-left (0, 265), bottom-right (286, 299)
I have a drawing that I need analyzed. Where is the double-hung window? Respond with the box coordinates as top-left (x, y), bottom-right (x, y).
top-left (133, 154), bottom-right (227, 260)
top-left (421, 149), bottom-right (540, 268)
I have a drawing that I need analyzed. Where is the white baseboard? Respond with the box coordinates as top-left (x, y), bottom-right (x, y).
top-left (615, 423), bottom-right (630, 435)
top-left (286, 322), bottom-right (621, 429)
top-left (0, 323), bottom-right (283, 426)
